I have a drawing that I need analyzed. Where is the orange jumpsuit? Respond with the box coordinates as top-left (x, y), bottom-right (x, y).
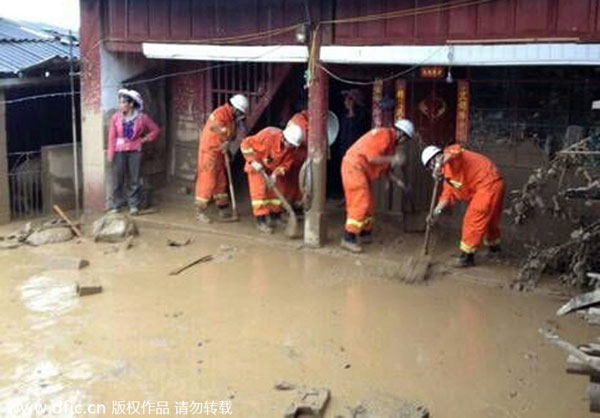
top-left (281, 111), bottom-right (309, 208)
top-left (438, 144), bottom-right (505, 253)
top-left (195, 104), bottom-right (236, 207)
top-left (341, 128), bottom-right (397, 234)
top-left (240, 127), bottom-right (295, 217)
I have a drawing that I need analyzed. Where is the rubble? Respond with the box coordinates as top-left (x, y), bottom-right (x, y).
top-left (274, 381), bottom-right (296, 391)
top-left (44, 257), bottom-right (89, 270)
top-left (0, 240), bottom-right (20, 250)
top-left (167, 238), bottom-right (191, 247)
top-left (337, 396), bottom-right (429, 418)
top-left (513, 221), bottom-right (600, 290)
top-left (0, 219), bottom-right (79, 248)
top-left (76, 283), bottom-right (103, 297)
top-left (505, 136), bottom-right (598, 225)
top-left (284, 387), bottom-right (330, 418)
top-left (26, 227), bottom-right (73, 246)
top-left (169, 255), bottom-right (213, 276)
top-left (92, 213), bottom-right (138, 243)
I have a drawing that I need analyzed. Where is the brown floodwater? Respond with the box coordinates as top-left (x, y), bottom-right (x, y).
top-left (0, 221), bottom-right (596, 417)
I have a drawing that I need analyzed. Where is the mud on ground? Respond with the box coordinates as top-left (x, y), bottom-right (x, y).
top-left (0, 209), bottom-right (595, 417)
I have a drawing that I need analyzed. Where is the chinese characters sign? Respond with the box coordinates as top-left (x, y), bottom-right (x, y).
top-left (455, 80), bottom-right (470, 144)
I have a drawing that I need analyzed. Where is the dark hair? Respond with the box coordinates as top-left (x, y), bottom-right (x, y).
top-left (119, 94), bottom-right (139, 109)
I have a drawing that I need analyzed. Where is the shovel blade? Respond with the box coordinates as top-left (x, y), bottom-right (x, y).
top-left (284, 215), bottom-right (301, 239)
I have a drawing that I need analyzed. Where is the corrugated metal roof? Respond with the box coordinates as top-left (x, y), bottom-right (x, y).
top-left (0, 18), bottom-right (79, 74)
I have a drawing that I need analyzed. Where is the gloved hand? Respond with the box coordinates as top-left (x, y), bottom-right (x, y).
top-left (250, 161), bottom-right (264, 173)
top-left (269, 166), bottom-right (285, 186)
top-left (427, 203), bottom-right (445, 226)
top-left (220, 141), bottom-right (231, 154)
top-left (391, 152), bottom-right (406, 168)
top-left (393, 178), bottom-right (409, 191)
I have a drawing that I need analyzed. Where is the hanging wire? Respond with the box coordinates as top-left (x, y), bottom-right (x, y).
top-left (1, 0), bottom-right (497, 106)
top-left (317, 46), bottom-right (446, 86)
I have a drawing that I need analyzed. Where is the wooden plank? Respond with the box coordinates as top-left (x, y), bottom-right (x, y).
top-left (515, 0), bottom-right (552, 36)
top-left (588, 380), bottom-right (600, 413)
top-left (415, 0), bottom-right (449, 42)
top-left (149, 0), bottom-right (170, 38)
top-left (477, 0), bottom-right (515, 38)
top-left (128, 0), bottom-right (149, 38)
top-left (170, 0), bottom-right (192, 39)
top-left (169, 255), bottom-right (213, 276)
top-left (106, 0), bottom-right (126, 38)
top-left (567, 354), bottom-right (600, 376)
top-left (556, 0), bottom-right (593, 36)
top-left (448, 0), bottom-right (477, 38)
top-left (540, 329), bottom-right (600, 372)
top-left (557, 289), bottom-right (600, 316)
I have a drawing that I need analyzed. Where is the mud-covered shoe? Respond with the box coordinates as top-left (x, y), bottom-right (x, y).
top-left (269, 212), bottom-right (282, 227)
top-left (257, 222), bottom-right (274, 234)
top-left (129, 207), bottom-right (140, 216)
top-left (340, 237), bottom-right (363, 253)
top-left (484, 244), bottom-right (502, 258)
top-left (359, 230), bottom-right (373, 244)
top-left (456, 251), bottom-right (475, 267)
top-left (218, 208), bottom-right (232, 220)
top-left (196, 210), bottom-right (212, 224)
top-left (107, 208), bottom-right (120, 215)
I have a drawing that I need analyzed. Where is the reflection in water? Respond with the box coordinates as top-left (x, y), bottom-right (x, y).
top-left (0, 229), bottom-right (595, 417)
top-left (20, 275), bottom-right (77, 315)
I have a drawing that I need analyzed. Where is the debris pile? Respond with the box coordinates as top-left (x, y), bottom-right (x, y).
top-left (541, 285), bottom-right (600, 414)
top-left (507, 136), bottom-right (600, 290)
top-left (514, 221), bottom-right (600, 290)
top-left (92, 213), bottom-right (138, 242)
top-left (0, 219), bottom-right (74, 249)
top-left (505, 136), bottom-right (599, 225)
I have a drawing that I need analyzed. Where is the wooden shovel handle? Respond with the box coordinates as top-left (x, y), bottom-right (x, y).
top-left (53, 205), bottom-right (83, 237)
top-left (422, 176), bottom-right (441, 256)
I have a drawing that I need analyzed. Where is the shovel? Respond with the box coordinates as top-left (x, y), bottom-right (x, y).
top-left (400, 176), bottom-right (441, 283)
top-left (220, 151), bottom-right (239, 222)
top-left (259, 171), bottom-right (301, 239)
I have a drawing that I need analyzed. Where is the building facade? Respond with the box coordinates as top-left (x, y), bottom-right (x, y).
top-left (79, 0), bottom-right (600, 244)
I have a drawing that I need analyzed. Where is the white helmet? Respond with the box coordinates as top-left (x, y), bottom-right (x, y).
top-left (282, 123), bottom-right (304, 147)
top-left (421, 145), bottom-right (442, 168)
top-left (118, 88), bottom-right (144, 110)
top-left (229, 94), bottom-right (249, 114)
top-left (394, 118), bottom-right (415, 138)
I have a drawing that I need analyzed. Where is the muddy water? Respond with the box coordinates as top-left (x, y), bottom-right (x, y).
top-left (0, 226), bottom-right (596, 417)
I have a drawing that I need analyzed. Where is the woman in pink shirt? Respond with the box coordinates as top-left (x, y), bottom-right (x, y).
top-left (107, 89), bottom-right (160, 215)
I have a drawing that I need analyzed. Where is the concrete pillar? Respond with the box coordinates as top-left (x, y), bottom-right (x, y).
top-left (304, 29), bottom-right (329, 247)
top-left (80, 0), bottom-right (105, 212)
top-left (0, 90), bottom-right (9, 223)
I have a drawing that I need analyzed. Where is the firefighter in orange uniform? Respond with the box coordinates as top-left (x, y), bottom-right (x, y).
top-left (281, 110), bottom-right (309, 211)
top-left (240, 124), bottom-right (304, 234)
top-left (195, 94), bottom-right (248, 223)
top-left (340, 119), bottom-right (415, 253)
top-left (421, 144), bottom-right (505, 267)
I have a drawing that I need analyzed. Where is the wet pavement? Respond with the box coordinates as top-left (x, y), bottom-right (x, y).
top-left (0, 211), bottom-right (596, 417)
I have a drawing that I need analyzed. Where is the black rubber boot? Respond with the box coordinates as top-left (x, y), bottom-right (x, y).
top-left (488, 244), bottom-right (501, 253)
top-left (457, 251), bottom-right (475, 267)
top-left (217, 204), bottom-right (232, 220)
top-left (268, 212), bottom-right (282, 227)
top-left (340, 231), bottom-right (362, 253)
top-left (256, 215), bottom-right (273, 234)
top-left (359, 230), bottom-right (373, 244)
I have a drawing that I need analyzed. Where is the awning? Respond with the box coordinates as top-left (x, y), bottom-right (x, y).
top-left (143, 42), bottom-right (600, 66)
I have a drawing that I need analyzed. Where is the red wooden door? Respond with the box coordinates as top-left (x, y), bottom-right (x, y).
top-left (408, 80), bottom-right (457, 147)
